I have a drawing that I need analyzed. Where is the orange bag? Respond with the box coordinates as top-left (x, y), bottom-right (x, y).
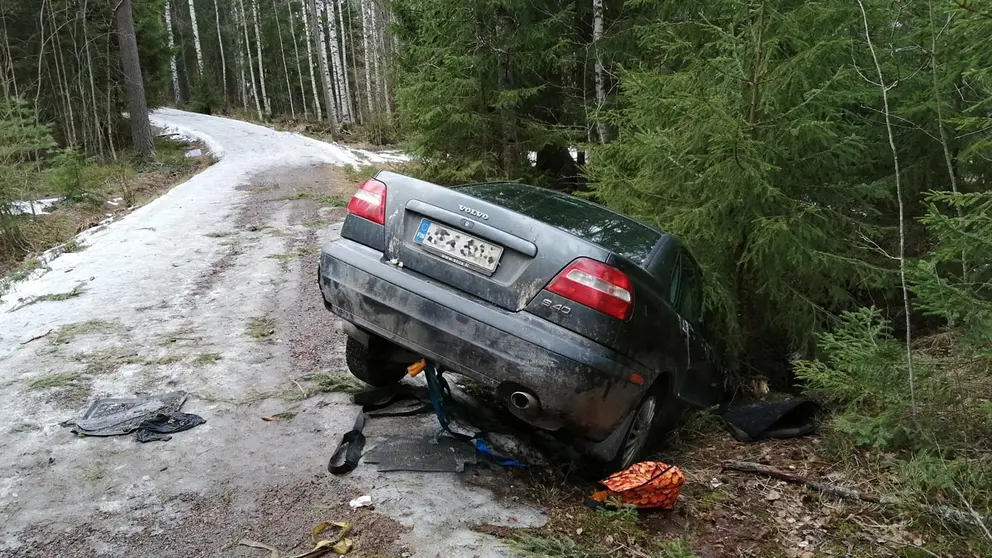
top-left (590, 461), bottom-right (685, 510)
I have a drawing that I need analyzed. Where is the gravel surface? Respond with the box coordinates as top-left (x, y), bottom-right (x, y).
top-left (0, 110), bottom-right (545, 558)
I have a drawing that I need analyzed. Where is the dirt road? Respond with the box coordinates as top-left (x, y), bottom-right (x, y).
top-left (0, 110), bottom-right (544, 558)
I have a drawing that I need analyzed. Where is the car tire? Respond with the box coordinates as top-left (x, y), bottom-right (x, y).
top-left (610, 383), bottom-right (685, 472)
top-left (345, 335), bottom-right (409, 387)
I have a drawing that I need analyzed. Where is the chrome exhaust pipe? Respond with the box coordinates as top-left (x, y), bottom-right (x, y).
top-left (510, 391), bottom-right (539, 411)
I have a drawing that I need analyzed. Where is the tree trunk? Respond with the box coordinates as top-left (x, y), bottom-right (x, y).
top-left (317, 0), bottom-right (341, 122)
top-left (336, 0), bottom-right (354, 122)
top-left (49, 0), bottom-right (77, 145)
top-left (592, 0), bottom-right (609, 143)
top-left (104, 35), bottom-right (117, 159)
top-left (309, 0), bottom-right (340, 135)
top-left (345, 0), bottom-right (361, 122)
top-left (287, 0), bottom-right (309, 118)
top-left (251, 0), bottom-right (271, 116)
top-left (238, 0), bottom-right (263, 120)
top-left (857, 0), bottom-right (915, 416)
top-left (82, 0), bottom-right (104, 156)
top-left (187, 0), bottom-right (204, 75)
top-left (271, 0), bottom-right (296, 118)
top-left (113, 0), bottom-right (154, 158)
top-left (165, 0), bottom-right (181, 104)
top-left (368, 0), bottom-right (382, 112)
top-left (237, 34), bottom-right (247, 107)
top-left (214, 0), bottom-right (228, 101)
top-left (0, 0), bottom-right (18, 98)
top-left (326, 0), bottom-right (350, 123)
top-left (360, 0), bottom-right (374, 113)
top-left (377, 0), bottom-right (390, 116)
top-left (301, 0), bottom-right (323, 121)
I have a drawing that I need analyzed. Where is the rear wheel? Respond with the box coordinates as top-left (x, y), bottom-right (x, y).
top-left (611, 383), bottom-right (686, 472)
top-left (345, 336), bottom-right (409, 387)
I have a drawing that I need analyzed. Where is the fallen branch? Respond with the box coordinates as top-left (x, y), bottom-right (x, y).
top-left (20, 329), bottom-right (54, 345)
top-left (722, 460), bottom-right (990, 529)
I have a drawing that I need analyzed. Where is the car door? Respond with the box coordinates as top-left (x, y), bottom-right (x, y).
top-left (670, 251), bottom-right (722, 407)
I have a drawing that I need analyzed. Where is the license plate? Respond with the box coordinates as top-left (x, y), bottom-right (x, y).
top-left (413, 219), bottom-right (503, 273)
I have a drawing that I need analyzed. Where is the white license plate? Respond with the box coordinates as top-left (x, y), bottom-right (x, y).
top-left (413, 219), bottom-right (503, 273)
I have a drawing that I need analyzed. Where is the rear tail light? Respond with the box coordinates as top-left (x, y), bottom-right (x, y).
top-left (547, 258), bottom-right (634, 321)
top-left (347, 178), bottom-right (387, 225)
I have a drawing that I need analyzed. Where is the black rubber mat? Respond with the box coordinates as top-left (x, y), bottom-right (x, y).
top-left (363, 435), bottom-right (477, 472)
top-left (720, 399), bottom-right (823, 442)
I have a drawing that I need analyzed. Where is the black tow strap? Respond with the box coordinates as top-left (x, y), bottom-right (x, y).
top-left (328, 363), bottom-right (525, 474)
top-left (327, 386), bottom-right (432, 475)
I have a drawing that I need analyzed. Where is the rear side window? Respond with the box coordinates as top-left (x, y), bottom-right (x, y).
top-left (458, 183), bottom-right (662, 264)
top-left (673, 252), bottom-right (702, 324)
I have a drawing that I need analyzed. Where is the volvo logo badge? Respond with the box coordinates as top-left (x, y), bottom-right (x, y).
top-left (458, 205), bottom-right (489, 220)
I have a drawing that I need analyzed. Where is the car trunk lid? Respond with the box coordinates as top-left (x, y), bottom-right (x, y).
top-left (377, 172), bottom-right (622, 312)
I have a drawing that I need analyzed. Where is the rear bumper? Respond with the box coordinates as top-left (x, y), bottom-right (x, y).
top-left (318, 238), bottom-right (648, 442)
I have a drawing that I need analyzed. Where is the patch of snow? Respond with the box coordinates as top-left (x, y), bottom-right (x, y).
top-left (9, 198), bottom-right (62, 216)
top-left (184, 148), bottom-right (203, 158)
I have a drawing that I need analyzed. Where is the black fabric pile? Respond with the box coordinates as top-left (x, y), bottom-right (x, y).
top-left (719, 398), bottom-right (823, 442)
top-left (71, 391), bottom-right (206, 442)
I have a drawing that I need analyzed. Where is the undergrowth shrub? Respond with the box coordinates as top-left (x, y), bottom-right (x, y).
top-left (357, 111), bottom-right (397, 145)
top-left (795, 191), bottom-right (992, 546)
top-left (46, 148), bottom-right (107, 207)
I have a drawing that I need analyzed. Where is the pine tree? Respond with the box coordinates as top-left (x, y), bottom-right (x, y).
top-left (587, 0), bottom-right (895, 372)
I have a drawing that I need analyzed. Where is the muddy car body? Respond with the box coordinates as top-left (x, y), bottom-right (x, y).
top-left (318, 171), bottom-right (723, 468)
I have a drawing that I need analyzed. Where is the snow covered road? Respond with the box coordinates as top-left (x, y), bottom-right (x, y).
top-left (0, 110), bottom-right (542, 557)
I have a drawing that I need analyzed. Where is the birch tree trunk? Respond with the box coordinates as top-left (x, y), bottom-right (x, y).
top-left (214, 0), bottom-right (228, 101)
top-left (378, 1), bottom-right (390, 116)
top-left (310, 0), bottom-right (340, 132)
top-left (50, 0), bottom-right (77, 145)
top-left (368, 0), bottom-right (382, 112)
top-left (361, 0), bottom-right (374, 113)
top-left (318, 1), bottom-right (340, 121)
top-left (287, 0), bottom-right (309, 118)
top-left (336, 0), bottom-right (354, 122)
top-left (237, 30), bottom-right (247, 108)
top-left (164, 0), bottom-right (181, 104)
top-left (0, 0), bottom-right (18, 99)
top-left (345, 0), bottom-right (361, 122)
top-left (301, 0), bottom-right (323, 121)
top-left (187, 0), bottom-right (204, 75)
top-left (326, 0), bottom-right (350, 123)
top-left (251, 0), bottom-right (271, 116)
top-left (238, 0), bottom-right (263, 120)
top-left (271, 0), bottom-right (296, 118)
top-left (113, 0), bottom-right (154, 157)
top-left (592, 0), bottom-right (609, 143)
top-left (82, 0), bottom-right (103, 156)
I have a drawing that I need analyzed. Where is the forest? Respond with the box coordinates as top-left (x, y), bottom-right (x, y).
top-left (2, 0), bottom-right (992, 551)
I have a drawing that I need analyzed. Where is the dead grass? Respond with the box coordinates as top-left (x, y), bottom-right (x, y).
top-left (28, 372), bottom-right (83, 390)
top-left (9, 283), bottom-right (86, 311)
top-left (276, 189), bottom-right (349, 208)
top-left (52, 319), bottom-right (118, 344)
top-left (205, 231), bottom-right (235, 238)
top-left (292, 373), bottom-right (366, 399)
top-left (246, 316), bottom-right (276, 339)
top-left (61, 239), bottom-right (86, 253)
top-left (193, 352), bottom-right (223, 365)
top-left (71, 348), bottom-right (145, 375)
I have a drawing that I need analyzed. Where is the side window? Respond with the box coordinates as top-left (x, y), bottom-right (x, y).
top-left (667, 253), bottom-right (681, 307)
top-left (677, 253), bottom-right (702, 324)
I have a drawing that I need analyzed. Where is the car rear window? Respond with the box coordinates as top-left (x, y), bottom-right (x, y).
top-left (457, 183), bottom-right (662, 264)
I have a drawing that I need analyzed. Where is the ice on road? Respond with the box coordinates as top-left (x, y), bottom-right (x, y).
top-left (0, 110), bottom-right (542, 558)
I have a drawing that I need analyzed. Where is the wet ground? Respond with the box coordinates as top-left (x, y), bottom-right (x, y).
top-left (0, 111), bottom-right (545, 558)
